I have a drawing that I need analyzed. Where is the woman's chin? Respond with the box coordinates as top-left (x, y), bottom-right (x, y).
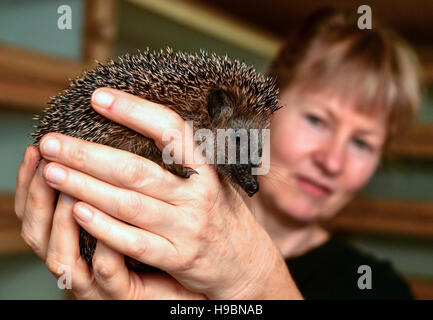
top-left (277, 197), bottom-right (323, 224)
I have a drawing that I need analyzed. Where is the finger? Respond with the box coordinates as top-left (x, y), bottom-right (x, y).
top-left (45, 193), bottom-right (98, 298)
top-left (21, 160), bottom-right (57, 260)
top-left (137, 273), bottom-right (208, 300)
top-left (90, 88), bottom-right (205, 168)
top-left (42, 162), bottom-right (177, 234)
top-left (92, 243), bottom-right (206, 300)
top-left (71, 202), bottom-right (179, 272)
top-left (39, 133), bottom-right (184, 202)
top-left (92, 241), bottom-right (132, 299)
top-left (15, 146), bottom-right (40, 220)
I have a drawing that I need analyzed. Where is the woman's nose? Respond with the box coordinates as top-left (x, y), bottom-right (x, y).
top-left (312, 137), bottom-right (346, 176)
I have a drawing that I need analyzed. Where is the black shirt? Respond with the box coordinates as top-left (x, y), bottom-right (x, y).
top-left (285, 235), bottom-right (413, 299)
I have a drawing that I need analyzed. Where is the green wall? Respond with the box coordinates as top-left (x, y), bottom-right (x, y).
top-left (0, 0), bottom-right (84, 59)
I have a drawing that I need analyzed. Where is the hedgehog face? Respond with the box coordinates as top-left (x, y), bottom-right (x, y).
top-left (207, 88), bottom-right (265, 196)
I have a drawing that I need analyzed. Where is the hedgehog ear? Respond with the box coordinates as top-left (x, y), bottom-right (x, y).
top-left (207, 89), bottom-right (234, 123)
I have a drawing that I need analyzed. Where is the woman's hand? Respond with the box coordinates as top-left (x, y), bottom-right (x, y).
top-left (15, 145), bottom-right (206, 299)
top-left (18, 87), bottom-right (302, 299)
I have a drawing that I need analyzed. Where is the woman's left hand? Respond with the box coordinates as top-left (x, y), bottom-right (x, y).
top-left (39, 88), bottom-right (301, 299)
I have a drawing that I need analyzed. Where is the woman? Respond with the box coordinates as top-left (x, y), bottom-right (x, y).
top-left (14, 9), bottom-right (419, 299)
top-left (248, 8), bottom-right (420, 299)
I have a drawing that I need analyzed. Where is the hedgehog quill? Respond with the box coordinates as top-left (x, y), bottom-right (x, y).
top-left (32, 48), bottom-right (280, 272)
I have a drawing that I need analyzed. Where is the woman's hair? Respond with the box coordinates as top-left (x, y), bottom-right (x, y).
top-left (267, 7), bottom-right (421, 140)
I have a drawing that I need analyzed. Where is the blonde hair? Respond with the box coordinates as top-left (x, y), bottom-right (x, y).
top-left (268, 8), bottom-right (420, 140)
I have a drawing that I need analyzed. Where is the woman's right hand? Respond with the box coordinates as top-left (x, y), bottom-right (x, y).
top-left (14, 145), bottom-right (206, 300)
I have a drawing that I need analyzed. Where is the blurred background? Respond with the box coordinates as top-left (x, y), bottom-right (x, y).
top-left (0, 0), bottom-right (432, 299)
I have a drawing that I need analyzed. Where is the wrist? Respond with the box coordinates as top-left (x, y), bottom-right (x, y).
top-left (234, 241), bottom-right (303, 300)
top-left (253, 250), bottom-right (303, 300)
top-left (215, 221), bottom-right (303, 300)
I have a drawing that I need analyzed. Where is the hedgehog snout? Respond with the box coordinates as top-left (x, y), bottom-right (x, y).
top-left (229, 163), bottom-right (259, 197)
top-left (245, 179), bottom-right (259, 197)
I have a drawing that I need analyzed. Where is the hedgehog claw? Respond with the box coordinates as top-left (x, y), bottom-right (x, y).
top-left (182, 167), bottom-right (199, 178)
top-left (165, 163), bottom-right (198, 178)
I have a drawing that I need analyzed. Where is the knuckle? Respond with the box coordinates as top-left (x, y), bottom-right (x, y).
top-left (189, 187), bottom-right (215, 212)
top-left (27, 188), bottom-right (43, 205)
top-left (127, 236), bottom-right (147, 260)
top-left (176, 248), bottom-right (199, 272)
top-left (193, 221), bottom-right (210, 244)
top-left (45, 256), bottom-right (65, 277)
top-left (186, 214), bottom-right (209, 239)
top-left (70, 146), bottom-right (88, 169)
top-left (27, 186), bottom-right (49, 210)
top-left (118, 191), bottom-right (143, 222)
top-left (92, 258), bottom-right (117, 280)
top-left (21, 228), bottom-right (42, 252)
top-left (119, 157), bottom-right (150, 189)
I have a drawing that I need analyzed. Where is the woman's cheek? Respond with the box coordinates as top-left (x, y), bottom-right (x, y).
top-left (344, 151), bottom-right (380, 193)
top-left (276, 119), bottom-right (325, 164)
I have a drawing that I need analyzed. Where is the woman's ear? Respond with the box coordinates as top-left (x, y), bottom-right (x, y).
top-left (207, 89), bottom-right (234, 124)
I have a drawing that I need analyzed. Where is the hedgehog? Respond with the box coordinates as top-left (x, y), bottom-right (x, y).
top-left (31, 47), bottom-right (280, 273)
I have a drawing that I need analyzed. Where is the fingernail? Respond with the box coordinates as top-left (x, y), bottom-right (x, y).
top-left (37, 160), bottom-right (47, 178)
top-left (92, 90), bottom-right (114, 108)
top-left (41, 137), bottom-right (60, 157)
top-left (24, 145), bottom-right (37, 166)
top-left (74, 204), bottom-right (93, 222)
top-left (45, 166), bottom-right (66, 184)
top-left (59, 193), bottom-right (75, 204)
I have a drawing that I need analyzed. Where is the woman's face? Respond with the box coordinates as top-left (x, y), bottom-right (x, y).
top-left (259, 87), bottom-right (387, 223)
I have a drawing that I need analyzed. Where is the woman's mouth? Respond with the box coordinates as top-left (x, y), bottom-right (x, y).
top-left (295, 175), bottom-right (333, 198)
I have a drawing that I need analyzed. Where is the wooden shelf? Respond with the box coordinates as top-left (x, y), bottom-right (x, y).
top-left (387, 125), bottom-right (433, 159)
top-left (0, 0), bottom-right (117, 112)
top-left (83, 0), bottom-right (118, 63)
top-left (326, 196), bottom-right (433, 239)
top-left (0, 44), bottom-right (86, 112)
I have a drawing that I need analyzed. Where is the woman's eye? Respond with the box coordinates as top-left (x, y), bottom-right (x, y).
top-left (353, 138), bottom-right (372, 151)
top-left (306, 114), bottom-right (324, 127)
